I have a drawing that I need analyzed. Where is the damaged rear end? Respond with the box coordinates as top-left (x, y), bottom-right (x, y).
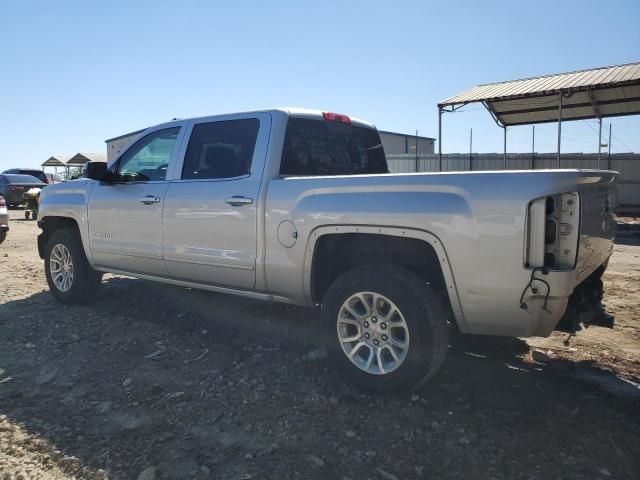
top-left (524, 170), bottom-right (618, 335)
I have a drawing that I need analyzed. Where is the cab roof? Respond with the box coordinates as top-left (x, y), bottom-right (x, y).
top-left (105, 107), bottom-right (376, 143)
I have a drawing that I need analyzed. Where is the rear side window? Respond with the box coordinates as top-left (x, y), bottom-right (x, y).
top-left (280, 118), bottom-right (387, 176)
top-left (181, 119), bottom-right (259, 180)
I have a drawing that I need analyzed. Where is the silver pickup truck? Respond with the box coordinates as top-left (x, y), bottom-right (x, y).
top-left (37, 108), bottom-right (617, 392)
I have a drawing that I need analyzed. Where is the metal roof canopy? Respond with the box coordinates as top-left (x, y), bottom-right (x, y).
top-left (67, 152), bottom-right (107, 166)
top-left (41, 155), bottom-right (69, 167)
top-left (437, 62), bottom-right (640, 169)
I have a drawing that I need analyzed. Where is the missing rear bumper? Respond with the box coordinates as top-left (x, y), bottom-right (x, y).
top-left (555, 263), bottom-right (614, 337)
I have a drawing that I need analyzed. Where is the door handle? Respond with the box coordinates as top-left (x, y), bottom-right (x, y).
top-left (225, 196), bottom-right (253, 206)
top-left (139, 195), bottom-right (160, 205)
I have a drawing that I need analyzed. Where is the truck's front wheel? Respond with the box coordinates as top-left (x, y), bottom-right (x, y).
top-left (44, 228), bottom-right (102, 304)
top-left (322, 264), bottom-right (448, 393)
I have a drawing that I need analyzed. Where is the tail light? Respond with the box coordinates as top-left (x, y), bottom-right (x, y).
top-left (0, 196), bottom-right (5, 207)
top-left (525, 192), bottom-right (580, 270)
top-left (322, 112), bottom-right (351, 124)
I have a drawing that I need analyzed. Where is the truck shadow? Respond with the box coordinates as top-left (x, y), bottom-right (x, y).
top-left (1, 277), bottom-right (639, 479)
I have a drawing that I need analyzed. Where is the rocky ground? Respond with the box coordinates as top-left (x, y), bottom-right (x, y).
top-left (1, 210), bottom-right (639, 480)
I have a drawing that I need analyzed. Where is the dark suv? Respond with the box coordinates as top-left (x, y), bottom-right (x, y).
top-left (0, 174), bottom-right (46, 206)
top-left (2, 168), bottom-right (48, 184)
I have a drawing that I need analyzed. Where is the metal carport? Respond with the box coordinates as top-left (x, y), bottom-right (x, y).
top-left (437, 62), bottom-right (640, 169)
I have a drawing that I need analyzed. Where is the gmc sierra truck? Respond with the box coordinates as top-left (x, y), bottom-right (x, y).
top-left (37, 108), bottom-right (617, 392)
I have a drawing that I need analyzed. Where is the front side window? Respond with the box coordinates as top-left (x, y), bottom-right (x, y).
top-left (181, 119), bottom-right (259, 180)
top-left (115, 127), bottom-right (180, 182)
top-left (280, 118), bottom-right (388, 176)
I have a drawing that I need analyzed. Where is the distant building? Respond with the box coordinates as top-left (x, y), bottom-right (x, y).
top-left (105, 127), bottom-right (435, 161)
top-left (105, 130), bottom-right (145, 161)
top-left (378, 130), bottom-right (435, 155)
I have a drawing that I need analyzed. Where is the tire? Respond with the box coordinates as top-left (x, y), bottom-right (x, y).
top-left (322, 264), bottom-right (449, 393)
top-left (0, 230), bottom-right (6, 244)
top-left (44, 228), bottom-right (102, 304)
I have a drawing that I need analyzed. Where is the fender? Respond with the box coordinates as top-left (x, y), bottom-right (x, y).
top-left (302, 224), bottom-right (468, 332)
top-left (37, 180), bottom-right (96, 264)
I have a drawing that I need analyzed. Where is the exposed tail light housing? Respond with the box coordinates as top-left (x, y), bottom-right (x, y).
top-left (525, 192), bottom-right (580, 270)
top-left (322, 112), bottom-right (351, 124)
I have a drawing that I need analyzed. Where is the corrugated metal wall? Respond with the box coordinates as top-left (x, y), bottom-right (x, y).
top-left (378, 132), bottom-right (435, 155)
top-left (386, 153), bottom-right (640, 213)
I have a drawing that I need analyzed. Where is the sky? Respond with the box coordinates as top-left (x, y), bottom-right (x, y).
top-left (0, 0), bottom-right (639, 170)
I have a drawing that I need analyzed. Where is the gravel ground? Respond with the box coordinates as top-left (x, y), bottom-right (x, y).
top-left (1, 209), bottom-right (639, 480)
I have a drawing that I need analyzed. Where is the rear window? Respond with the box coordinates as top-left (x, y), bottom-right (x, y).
top-left (3, 174), bottom-right (44, 183)
top-left (280, 118), bottom-right (387, 176)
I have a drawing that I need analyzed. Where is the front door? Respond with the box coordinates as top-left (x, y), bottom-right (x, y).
top-left (163, 113), bottom-right (271, 289)
top-left (88, 125), bottom-right (184, 276)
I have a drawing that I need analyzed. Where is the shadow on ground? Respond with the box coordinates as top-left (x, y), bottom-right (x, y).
top-left (1, 277), bottom-right (639, 479)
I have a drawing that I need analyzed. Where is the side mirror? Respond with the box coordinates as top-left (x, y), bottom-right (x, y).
top-left (84, 162), bottom-right (110, 182)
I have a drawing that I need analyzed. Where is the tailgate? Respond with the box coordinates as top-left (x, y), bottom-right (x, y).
top-left (575, 172), bottom-right (617, 282)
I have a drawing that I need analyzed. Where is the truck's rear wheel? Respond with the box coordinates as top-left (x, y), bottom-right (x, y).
top-left (44, 228), bottom-right (102, 304)
top-left (322, 264), bottom-right (448, 393)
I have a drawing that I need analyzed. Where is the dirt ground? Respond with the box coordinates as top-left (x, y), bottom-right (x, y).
top-left (1, 209), bottom-right (639, 480)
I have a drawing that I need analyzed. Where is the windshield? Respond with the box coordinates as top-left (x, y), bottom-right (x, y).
top-left (280, 117), bottom-right (388, 176)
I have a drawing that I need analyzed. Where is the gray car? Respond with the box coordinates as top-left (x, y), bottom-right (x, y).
top-left (0, 174), bottom-right (46, 207)
top-left (2, 168), bottom-right (49, 184)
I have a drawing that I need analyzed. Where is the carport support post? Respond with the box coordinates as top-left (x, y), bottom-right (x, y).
top-left (608, 124), bottom-right (612, 170)
top-left (415, 129), bottom-right (419, 172)
top-left (531, 125), bottom-right (535, 169)
top-left (503, 126), bottom-right (507, 169)
top-left (556, 91), bottom-right (563, 167)
top-left (597, 117), bottom-right (602, 169)
top-left (438, 107), bottom-right (443, 171)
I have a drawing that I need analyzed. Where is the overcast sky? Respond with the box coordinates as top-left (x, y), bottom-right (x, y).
top-left (1, 0), bottom-right (639, 170)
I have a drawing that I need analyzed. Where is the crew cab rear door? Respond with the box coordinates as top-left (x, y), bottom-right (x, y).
top-left (162, 112), bottom-right (271, 289)
top-left (87, 123), bottom-right (187, 276)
